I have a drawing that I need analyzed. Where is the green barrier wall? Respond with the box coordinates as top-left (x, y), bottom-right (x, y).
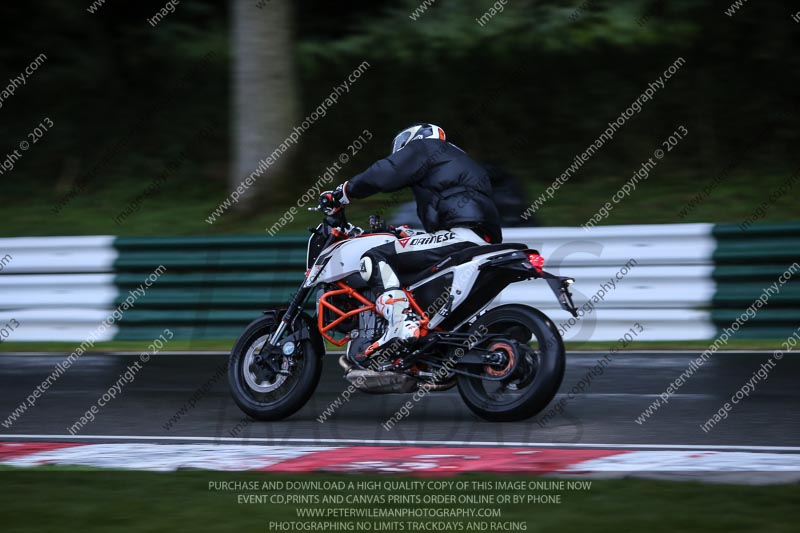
top-left (112, 235), bottom-right (309, 340)
top-left (712, 223), bottom-right (800, 339)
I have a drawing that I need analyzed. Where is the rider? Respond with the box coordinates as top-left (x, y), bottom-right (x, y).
top-left (320, 123), bottom-right (502, 355)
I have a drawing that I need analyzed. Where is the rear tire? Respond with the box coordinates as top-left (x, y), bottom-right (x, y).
top-left (228, 313), bottom-right (323, 421)
top-left (457, 304), bottom-right (565, 422)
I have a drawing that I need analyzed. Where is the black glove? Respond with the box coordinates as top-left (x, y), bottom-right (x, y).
top-left (318, 183), bottom-right (350, 215)
top-left (318, 191), bottom-right (340, 215)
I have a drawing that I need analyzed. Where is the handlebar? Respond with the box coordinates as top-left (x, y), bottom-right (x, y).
top-left (308, 199), bottom-right (406, 239)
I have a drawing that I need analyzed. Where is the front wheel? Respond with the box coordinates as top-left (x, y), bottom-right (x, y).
top-left (228, 312), bottom-right (323, 421)
top-left (457, 304), bottom-right (565, 422)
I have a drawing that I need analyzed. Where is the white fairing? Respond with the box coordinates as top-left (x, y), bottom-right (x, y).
top-left (305, 231), bottom-right (527, 330)
top-left (408, 249), bottom-right (525, 329)
top-left (304, 235), bottom-right (396, 287)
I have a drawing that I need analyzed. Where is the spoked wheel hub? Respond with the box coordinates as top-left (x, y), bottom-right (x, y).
top-left (243, 336), bottom-right (291, 393)
top-left (483, 341), bottom-right (517, 378)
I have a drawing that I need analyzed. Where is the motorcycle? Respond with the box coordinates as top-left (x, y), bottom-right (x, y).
top-left (228, 201), bottom-right (578, 422)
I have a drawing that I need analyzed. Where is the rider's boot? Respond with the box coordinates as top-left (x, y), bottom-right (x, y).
top-left (364, 290), bottom-right (420, 356)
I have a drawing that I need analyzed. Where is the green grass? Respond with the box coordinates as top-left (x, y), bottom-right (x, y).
top-left (534, 171), bottom-right (798, 227)
top-left (1, 176), bottom-right (418, 237)
top-left (0, 470), bottom-right (797, 532)
top-left (0, 339), bottom-right (785, 354)
top-left (2, 171), bottom-right (795, 237)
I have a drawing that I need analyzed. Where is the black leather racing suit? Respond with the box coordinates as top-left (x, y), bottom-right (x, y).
top-left (343, 138), bottom-right (502, 291)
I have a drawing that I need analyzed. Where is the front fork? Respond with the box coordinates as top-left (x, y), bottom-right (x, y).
top-left (268, 284), bottom-right (313, 346)
top-left (268, 227), bottom-right (338, 346)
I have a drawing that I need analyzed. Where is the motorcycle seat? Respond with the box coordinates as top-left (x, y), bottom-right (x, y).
top-left (399, 242), bottom-right (529, 287)
top-left (447, 242), bottom-right (528, 265)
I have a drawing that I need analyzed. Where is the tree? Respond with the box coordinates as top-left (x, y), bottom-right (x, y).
top-left (231, 0), bottom-right (297, 209)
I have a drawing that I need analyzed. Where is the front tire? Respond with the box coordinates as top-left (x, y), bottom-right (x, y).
top-left (457, 304), bottom-right (565, 422)
top-left (228, 313), bottom-right (323, 421)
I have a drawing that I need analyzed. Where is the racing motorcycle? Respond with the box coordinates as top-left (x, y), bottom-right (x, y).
top-left (228, 201), bottom-right (578, 422)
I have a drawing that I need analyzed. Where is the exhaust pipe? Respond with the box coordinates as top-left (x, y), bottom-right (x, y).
top-left (338, 355), bottom-right (355, 373)
top-left (338, 356), bottom-right (418, 394)
top-left (421, 378), bottom-right (457, 391)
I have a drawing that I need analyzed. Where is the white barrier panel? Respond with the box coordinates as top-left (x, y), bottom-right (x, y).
top-left (0, 274), bottom-right (117, 308)
top-left (0, 237), bottom-right (117, 341)
top-left (0, 309), bottom-right (118, 342)
top-left (0, 236), bottom-right (117, 274)
top-left (495, 224), bottom-right (716, 341)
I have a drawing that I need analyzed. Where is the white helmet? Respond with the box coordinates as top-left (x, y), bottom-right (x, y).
top-left (391, 123), bottom-right (446, 154)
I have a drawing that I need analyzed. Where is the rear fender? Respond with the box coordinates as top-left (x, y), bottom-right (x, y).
top-left (478, 250), bottom-right (578, 318)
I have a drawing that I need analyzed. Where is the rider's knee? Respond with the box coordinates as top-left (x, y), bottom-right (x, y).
top-left (377, 261), bottom-right (400, 290)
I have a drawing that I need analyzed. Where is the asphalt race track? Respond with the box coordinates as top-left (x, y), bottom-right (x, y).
top-left (1, 351), bottom-right (797, 451)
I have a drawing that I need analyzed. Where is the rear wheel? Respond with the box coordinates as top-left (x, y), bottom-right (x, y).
top-left (456, 304), bottom-right (565, 422)
top-left (228, 313), bottom-right (323, 421)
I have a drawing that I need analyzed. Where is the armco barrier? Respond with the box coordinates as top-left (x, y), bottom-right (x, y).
top-left (0, 222), bottom-right (797, 343)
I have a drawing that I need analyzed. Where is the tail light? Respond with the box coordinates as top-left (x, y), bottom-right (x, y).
top-left (527, 252), bottom-right (545, 273)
